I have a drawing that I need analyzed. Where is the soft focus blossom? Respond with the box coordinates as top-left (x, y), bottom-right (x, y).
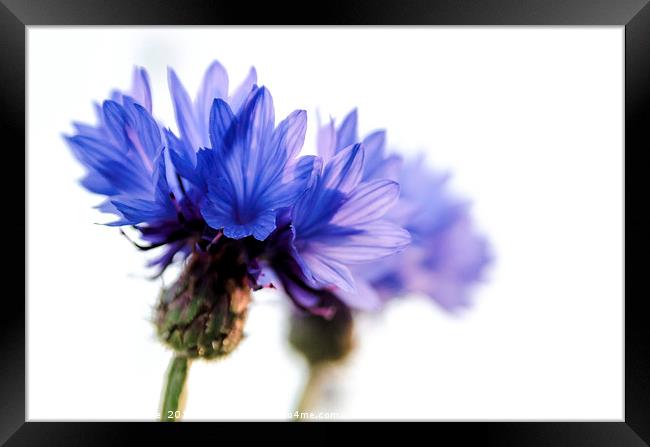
top-left (319, 110), bottom-right (491, 311)
top-left (358, 157), bottom-right (491, 311)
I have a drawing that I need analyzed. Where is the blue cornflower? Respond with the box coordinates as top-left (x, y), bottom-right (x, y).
top-left (65, 67), bottom-right (204, 272)
top-left (319, 110), bottom-right (491, 311)
top-left (165, 62), bottom-right (317, 241)
top-left (67, 61), bottom-right (408, 308)
top-left (66, 62), bottom-right (414, 420)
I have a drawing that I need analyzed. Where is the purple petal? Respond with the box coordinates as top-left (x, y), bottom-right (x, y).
top-left (321, 143), bottom-right (364, 194)
top-left (209, 98), bottom-right (235, 150)
top-left (315, 221), bottom-right (411, 264)
top-left (228, 66), bottom-right (257, 114)
top-left (298, 250), bottom-right (357, 292)
top-left (200, 179), bottom-right (277, 241)
top-left (110, 198), bottom-right (170, 225)
top-left (130, 67), bottom-right (152, 112)
top-left (165, 128), bottom-right (197, 182)
top-left (168, 68), bottom-right (203, 150)
top-left (317, 115), bottom-right (336, 162)
top-left (331, 179), bottom-right (400, 226)
top-left (101, 100), bottom-right (131, 150)
top-left (372, 154), bottom-right (403, 182)
top-left (244, 110), bottom-right (308, 208)
top-left (238, 87), bottom-right (275, 156)
top-left (196, 60), bottom-right (229, 134)
top-left (336, 109), bottom-right (358, 149)
top-left (95, 199), bottom-right (121, 215)
top-left (283, 275), bottom-right (321, 309)
top-left (335, 277), bottom-right (383, 311)
top-left (361, 130), bottom-right (387, 179)
top-left (265, 155), bottom-right (319, 209)
top-left (126, 101), bottom-right (162, 167)
top-left (79, 172), bottom-right (117, 196)
top-left (65, 135), bottom-right (151, 194)
top-left (269, 109), bottom-right (307, 160)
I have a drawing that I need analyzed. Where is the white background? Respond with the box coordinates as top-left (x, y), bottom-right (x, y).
top-left (27, 27), bottom-right (624, 420)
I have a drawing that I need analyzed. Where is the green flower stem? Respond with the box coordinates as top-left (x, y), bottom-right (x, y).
top-left (294, 363), bottom-right (328, 420)
top-left (160, 354), bottom-right (190, 422)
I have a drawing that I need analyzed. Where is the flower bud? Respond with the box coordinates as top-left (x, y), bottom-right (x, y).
top-left (155, 241), bottom-right (251, 359)
top-left (288, 299), bottom-right (354, 366)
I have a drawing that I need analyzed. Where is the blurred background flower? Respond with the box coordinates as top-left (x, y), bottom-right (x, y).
top-left (287, 110), bottom-right (492, 415)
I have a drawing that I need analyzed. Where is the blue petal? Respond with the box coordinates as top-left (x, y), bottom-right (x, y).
top-left (248, 110), bottom-right (307, 206)
top-left (152, 149), bottom-right (175, 210)
top-left (292, 186), bottom-right (346, 242)
top-left (165, 128), bottom-right (197, 183)
top-left (125, 100), bottom-right (162, 167)
top-left (321, 143), bottom-right (364, 194)
top-left (209, 98), bottom-right (236, 151)
top-left (264, 154), bottom-right (319, 210)
top-left (193, 148), bottom-right (216, 192)
top-left (196, 60), bottom-right (229, 136)
top-left (331, 179), bottom-right (400, 226)
top-left (80, 172), bottom-right (117, 196)
top-left (228, 66), bottom-right (257, 114)
top-left (65, 135), bottom-right (151, 194)
top-left (298, 249), bottom-right (357, 292)
top-left (317, 116), bottom-right (336, 162)
top-left (131, 67), bottom-right (152, 112)
top-left (313, 221), bottom-right (411, 264)
top-left (106, 153), bottom-right (175, 226)
top-left (269, 109), bottom-right (307, 160)
top-left (95, 199), bottom-right (121, 215)
top-left (110, 198), bottom-right (170, 226)
top-left (72, 122), bottom-right (104, 140)
top-left (201, 184), bottom-right (277, 241)
top-left (371, 154), bottom-right (403, 182)
top-left (101, 100), bottom-right (131, 151)
top-left (199, 92), bottom-right (309, 241)
top-left (168, 68), bottom-right (203, 150)
top-left (335, 277), bottom-right (383, 311)
top-left (237, 86), bottom-right (274, 156)
top-left (361, 130), bottom-right (387, 179)
top-left (336, 109), bottom-right (358, 150)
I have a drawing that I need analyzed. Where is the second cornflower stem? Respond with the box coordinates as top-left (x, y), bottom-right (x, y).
top-left (294, 363), bottom-right (328, 420)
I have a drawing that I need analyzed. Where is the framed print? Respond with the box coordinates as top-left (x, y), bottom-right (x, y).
top-left (3, 0), bottom-right (649, 445)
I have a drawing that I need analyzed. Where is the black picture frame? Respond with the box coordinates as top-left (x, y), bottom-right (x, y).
top-left (3, 0), bottom-right (648, 445)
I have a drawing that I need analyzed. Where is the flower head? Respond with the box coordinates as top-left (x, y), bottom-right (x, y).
top-left (64, 68), bottom-right (198, 272)
top-left (196, 87), bottom-right (318, 241)
top-left (166, 61), bottom-right (257, 183)
top-left (66, 62), bottom-right (413, 326)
